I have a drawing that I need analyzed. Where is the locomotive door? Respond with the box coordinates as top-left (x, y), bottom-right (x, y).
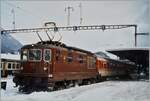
top-left (44, 49), bottom-right (53, 77)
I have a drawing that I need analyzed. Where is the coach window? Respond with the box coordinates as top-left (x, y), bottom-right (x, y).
top-left (66, 53), bottom-right (73, 62)
top-left (21, 50), bottom-right (28, 61)
top-left (29, 49), bottom-right (41, 61)
top-left (44, 49), bottom-right (51, 61)
top-left (1, 62), bottom-right (3, 69)
top-left (12, 63), bottom-right (15, 69)
top-left (103, 63), bottom-right (106, 68)
top-left (109, 63), bottom-right (112, 68)
top-left (16, 63), bottom-right (20, 69)
top-left (8, 63), bottom-right (11, 69)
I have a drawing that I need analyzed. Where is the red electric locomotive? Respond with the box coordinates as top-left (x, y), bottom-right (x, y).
top-left (13, 41), bottom-right (100, 92)
top-left (13, 41), bottom-right (134, 93)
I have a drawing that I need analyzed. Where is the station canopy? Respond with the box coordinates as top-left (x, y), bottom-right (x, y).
top-left (106, 47), bottom-right (149, 67)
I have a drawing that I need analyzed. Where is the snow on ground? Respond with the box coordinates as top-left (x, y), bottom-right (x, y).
top-left (1, 76), bottom-right (150, 101)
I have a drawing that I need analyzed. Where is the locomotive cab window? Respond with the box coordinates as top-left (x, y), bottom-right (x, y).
top-left (28, 49), bottom-right (41, 61)
top-left (44, 49), bottom-right (51, 61)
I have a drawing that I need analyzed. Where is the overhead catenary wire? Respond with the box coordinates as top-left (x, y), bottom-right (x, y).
top-left (1, 24), bottom-right (139, 46)
top-left (1, 24), bottom-right (137, 34)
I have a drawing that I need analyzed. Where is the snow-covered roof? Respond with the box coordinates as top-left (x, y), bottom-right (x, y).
top-left (107, 47), bottom-right (149, 51)
top-left (1, 27), bottom-right (23, 54)
top-left (1, 53), bottom-right (20, 60)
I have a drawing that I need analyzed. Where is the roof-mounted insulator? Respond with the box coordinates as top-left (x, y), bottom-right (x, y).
top-left (102, 25), bottom-right (105, 31)
top-left (73, 26), bottom-right (78, 31)
top-left (54, 27), bottom-right (58, 32)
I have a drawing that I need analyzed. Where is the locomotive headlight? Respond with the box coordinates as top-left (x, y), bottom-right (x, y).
top-left (44, 67), bottom-right (47, 71)
top-left (20, 67), bottom-right (23, 70)
top-left (48, 74), bottom-right (53, 78)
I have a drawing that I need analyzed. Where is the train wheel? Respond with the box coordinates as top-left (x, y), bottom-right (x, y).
top-left (47, 87), bottom-right (52, 91)
top-left (19, 86), bottom-right (24, 92)
top-left (18, 86), bottom-right (32, 94)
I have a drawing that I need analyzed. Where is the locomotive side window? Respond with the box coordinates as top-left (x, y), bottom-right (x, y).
top-left (66, 53), bottom-right (73, 62)
top-left (21, 50), bottom-right (28, 61)
top-left (56, 49), bottom-right (61, 61)
top-left (44, 49), bottom-right (51, 61)
top-left (77, 55), bottom-right (84, 63)
top-left (87, 56), bottom-right (96, 69)
top-left (29, 49), bottom-right (41, 61)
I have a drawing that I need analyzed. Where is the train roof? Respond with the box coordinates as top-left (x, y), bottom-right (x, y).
top-left (106, 47), bottom-right (149, 60)
top-left (97, 57), bottom-right (107, 62)
top-left (21, 41), bottom-right (94, 55)
top-left (1, 58), bottom-right (21, 62)
top-left (105, 57), bottom-right (135, 65)
top-left (94, 51), bottom-right (110, 58)
top-left (107, 47), bottom-right (149, 52)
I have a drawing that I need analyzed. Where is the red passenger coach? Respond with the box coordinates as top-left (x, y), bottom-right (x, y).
top-left (96, 57), bottom-right (134, 79)
top-left (13, 41), bottom-right (99, 92)
top-left (96, 57), bottom-right (108, 77)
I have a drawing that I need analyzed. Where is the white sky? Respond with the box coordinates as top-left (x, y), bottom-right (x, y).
top-left (1, 0), bottom-right (149, 52)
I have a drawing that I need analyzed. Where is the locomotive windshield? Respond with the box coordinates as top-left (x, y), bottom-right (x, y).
top-left (28, 49), bottom-right (41, 61)
top-left (44, 49), bottom-right (51, 61)
top-left (21, 49), bottom-right (50, 61)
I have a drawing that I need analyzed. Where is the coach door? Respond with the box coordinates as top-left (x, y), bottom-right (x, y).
top-left (44, 49), bottom-right (53, 77)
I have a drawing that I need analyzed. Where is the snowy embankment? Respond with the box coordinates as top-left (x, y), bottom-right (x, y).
top-left (1, 76), bottom-right (150, 101)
